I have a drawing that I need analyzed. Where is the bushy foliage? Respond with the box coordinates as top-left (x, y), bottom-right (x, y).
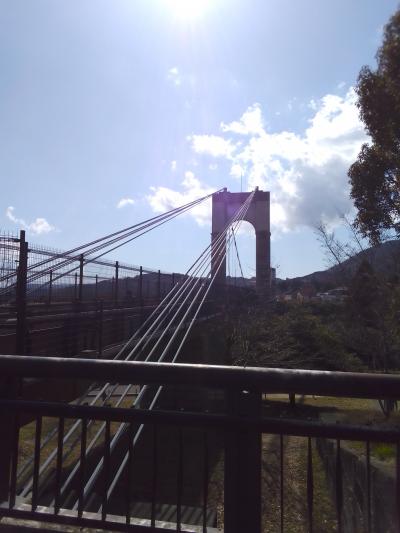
top-left (230, 301), bottom-right (366, 372)
top-left (345, 260), bottom-right (400, 370)
top-left (230, 275), bottom-right (400, 373)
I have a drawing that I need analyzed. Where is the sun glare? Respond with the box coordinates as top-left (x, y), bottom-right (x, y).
top-left (165, 0), bottom-right (212, 21)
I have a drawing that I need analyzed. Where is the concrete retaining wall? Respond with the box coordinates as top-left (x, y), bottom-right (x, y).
top-left (317, 438), bottom-right (398, 532)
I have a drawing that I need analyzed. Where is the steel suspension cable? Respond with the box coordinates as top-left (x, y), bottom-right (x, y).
top-left (18, 193), bottom-right (223, 497)
top-left (53, 204), bottom-right (240, 506)
top-left (0, 190), bottom-right (222, 290)
top-left (101, 192), bottom-right (256, 503)
top-left (37, 194), bottom-right (234, 503)
top-left (23, 191), bottom-right (219, 292)
top-left (31, 191), bottom-right (253, 507)
top-left (232, 228), bottom-right (245, 279)
top-left (84, 193), bottom-right (255, 505)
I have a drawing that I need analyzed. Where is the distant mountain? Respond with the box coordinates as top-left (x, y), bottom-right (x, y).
top-left (278, 240), bottom-right (400, 290)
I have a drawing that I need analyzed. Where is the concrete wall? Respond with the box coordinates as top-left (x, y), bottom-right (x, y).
top-left (317, 438), bottom-right (398, 533)
top-left (142, 321), bottom-right (229, 413)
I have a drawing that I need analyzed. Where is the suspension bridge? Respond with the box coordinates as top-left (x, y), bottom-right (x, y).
top-left (0, 188), bottom-right (399, 533)
top-left (0, 188), bottom-right (271, 530)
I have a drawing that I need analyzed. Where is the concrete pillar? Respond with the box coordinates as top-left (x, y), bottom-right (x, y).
top-left (211, 189), bottom-right (270, 292)
top-left (211, 232), bottom-right (226, 285)
top-left (256, 230), bottom-right (271, 291)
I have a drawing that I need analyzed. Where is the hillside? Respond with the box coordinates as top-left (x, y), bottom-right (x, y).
top-left (279, 239), bottom-right (400, 290)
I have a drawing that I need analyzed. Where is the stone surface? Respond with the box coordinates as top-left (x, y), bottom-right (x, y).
top-left (317, 438), bottom-right (398, 533)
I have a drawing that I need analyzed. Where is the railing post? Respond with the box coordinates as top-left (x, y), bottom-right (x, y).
top-left (78, 254), bottom-right (84, 302)
top-left (48, 270), bottom-right (53, 305)
top-left (16, 230), bottom-right (28, 355)
top-left (95, 274), bottom-right (98, 300)
top-left (115, 261), bottom-right (119, 305)
top-left (98, 299), bottom-right (103, 357)
top-left (139, 266), bottom-right (143, 324)
top-left (139, 266), bottom-right (143, 304)
top-left (224, 389), bottom-right (262, 533)
top-left (74, 272), bottom-right (78, 300)
top-left (72, 299), bottom-right (80, 356)
top-left (0, 378), bottom-right (17, 502)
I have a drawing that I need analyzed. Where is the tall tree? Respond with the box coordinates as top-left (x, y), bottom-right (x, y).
top-left (349, 9), bottom-right (400, 244)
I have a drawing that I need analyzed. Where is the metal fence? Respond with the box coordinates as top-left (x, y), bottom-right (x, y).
top-left (0, 231), bottom-right (187, 358)
top-left (0, 231), bottom-right (177, 306)
top-left (0, 356), bottom-right (399, 532)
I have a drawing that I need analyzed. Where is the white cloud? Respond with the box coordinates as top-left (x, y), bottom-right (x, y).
top-left (308, 99), bottom-right (318, 111)
top-left (189, 134), bottom-right (235, 158)
top-left (6, 206), bottom-right (20, 225)
top-left (225, 88), bottom-right (368, 231)
top-left (221, 103), bottom-right (264, 136)
top-left (171, 160), bottom-right (177, 171)
top-left (147, 171), bottom-right (213, 227)
top-left (230, 163), bottom-right (245, 179)
top-left (117, 197), bottom-right (135, 209)
top-left (6, 206), bottom-right (56, 235)
top-left (150, 88), bottom-right (368, 233)
top-left (167, 66), bottom-right (182, 86)
top-left (29, 218), bottom-right (55, 234)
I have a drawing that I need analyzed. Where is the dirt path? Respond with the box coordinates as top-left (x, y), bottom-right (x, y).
top-left (261, 434), bottom-right (336, 532)
top-left (208, 433), bottom-right (336, 532)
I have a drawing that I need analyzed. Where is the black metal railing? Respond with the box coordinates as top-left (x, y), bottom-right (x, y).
top-left (0, 356), bottom-right (400, 532)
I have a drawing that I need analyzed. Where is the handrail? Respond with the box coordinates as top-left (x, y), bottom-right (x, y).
top-left (0, 355), bottom-right (399, 399)
top-left (1, 398), bottom-right (400, 443)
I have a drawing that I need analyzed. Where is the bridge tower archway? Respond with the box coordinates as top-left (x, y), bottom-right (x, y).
top-left (211, 188), bottom-right (271, 291)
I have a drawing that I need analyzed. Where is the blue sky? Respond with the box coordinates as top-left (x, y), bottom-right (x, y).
top-left (1, 0), bottom-right (398, 278)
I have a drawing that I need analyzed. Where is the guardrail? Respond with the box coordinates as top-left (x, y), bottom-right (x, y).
top-left (0, 356), bottom-right (399, 532)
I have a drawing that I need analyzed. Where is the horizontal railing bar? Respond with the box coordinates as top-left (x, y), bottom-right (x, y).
top-left (1, 304), bottom-right (216, 327)
top-left (26, 246), bottom-right (171, 276)
top-left (1, 399), bottom-right (400, 442)
top-left (3, 305), bottom-right (164, 325)
top-left (0, 355), bottom-right (400, 398)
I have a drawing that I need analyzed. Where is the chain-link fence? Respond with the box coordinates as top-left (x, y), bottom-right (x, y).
top-left (0, 231), bottom-right (187, 356)
top-left (0, 231), bottom-right (178, 306)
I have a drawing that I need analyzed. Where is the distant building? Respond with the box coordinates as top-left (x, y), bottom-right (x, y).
top-left (316, 287), bottom-right (348, 302)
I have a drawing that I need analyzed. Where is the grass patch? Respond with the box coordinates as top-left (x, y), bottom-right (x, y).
top-left (346, 441), bottom-right (396, 462)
